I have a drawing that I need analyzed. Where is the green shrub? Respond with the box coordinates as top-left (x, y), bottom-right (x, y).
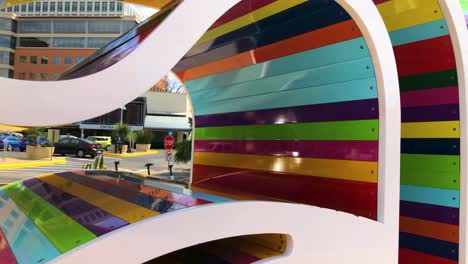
top-left (136, 129), bottom-right (153, 144)
top-left (174, 140), bottom-right (192, 164)
top-left (112, 124), bottom-right (131, 143)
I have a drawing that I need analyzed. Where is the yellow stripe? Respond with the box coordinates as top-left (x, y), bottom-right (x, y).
top-left (196, 0), bottom-right (306, 45)
top-left (194, 152), bottom-right (377, 183)
top-left (38, 174), bottom-right (159, 223)
top-left (377, 0), bottom-right (443, 32)
top-left (401, 121), bottom-right (460, 139)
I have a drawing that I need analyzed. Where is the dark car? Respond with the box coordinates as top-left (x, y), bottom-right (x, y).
top-left (54, 138), bottom-right (102, 158)
top-left (19, 136), bottom-right (47, 152)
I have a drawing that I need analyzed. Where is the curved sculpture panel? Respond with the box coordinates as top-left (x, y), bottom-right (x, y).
top-left (0, 0), bottom-right (466, 263)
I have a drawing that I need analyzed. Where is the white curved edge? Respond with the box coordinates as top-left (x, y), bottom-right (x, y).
top-left (49, 201), bottom-right (397, 264)
top-left (0, 0), bottom-right (239, 126)
top-left (438, 1), bottom-right (468, 263)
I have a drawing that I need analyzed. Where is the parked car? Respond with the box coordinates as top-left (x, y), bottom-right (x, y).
top-left (19, 136), bottom-right (47, 152)
top-left (60, 135), bottom-right (78, 140)
top-left (0, 135), bottom-right (21, 151)
top-left (86, 136), bottom-right (112, 151)
top-left (54, 138), bottom-right (102, 158)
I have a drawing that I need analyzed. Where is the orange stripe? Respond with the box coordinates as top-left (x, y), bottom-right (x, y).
top-left (400, 216), bottom-right (459, 243)
top-left (177, 19), bottom-right (362, 82)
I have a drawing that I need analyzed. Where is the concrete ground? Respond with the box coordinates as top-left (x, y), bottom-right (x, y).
top-left (0, 150), bottom-right (192, 184)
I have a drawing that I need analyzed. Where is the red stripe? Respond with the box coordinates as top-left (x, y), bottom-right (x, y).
top-left (0, 229), bottom-right (17, 264)
top-left (209, 0), bottom-right (277, 29)
top-left (394, 35), bottom-right (456, 77)
top-left (193, 165), bottom-right (377, 219)
top-left (399, 248), bottom-right (457, 264)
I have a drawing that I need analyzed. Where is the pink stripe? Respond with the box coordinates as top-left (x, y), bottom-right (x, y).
top-left (401, 87), bottom-right (459, 108)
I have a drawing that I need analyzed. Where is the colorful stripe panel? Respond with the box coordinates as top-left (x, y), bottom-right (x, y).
top-left (0, 171), bottom-right (218, 263)
top-left (375, 0), bottom-right (461, 263)
top-left (176, 0), bottom-right (379, 220)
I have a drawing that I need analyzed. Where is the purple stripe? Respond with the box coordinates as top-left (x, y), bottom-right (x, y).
top-left (194, 140), bottom-right (378, 161)
top-left (23, 178), bottom-right (129, 236)
top-left (400, 200), bottom-right (459, 226)
top-left (195, 99), bottom-right (378, 128)
top-left (402, 104), bottom-right (459, 122)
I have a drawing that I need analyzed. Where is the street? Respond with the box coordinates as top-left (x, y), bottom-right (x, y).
top-left (0, 151), bottom-right (191, 184)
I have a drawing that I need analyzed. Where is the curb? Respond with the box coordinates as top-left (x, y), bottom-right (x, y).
top-left (104, 150), bottom-right (160, 158)
top-left (0, 158), bottom-right (67, 170)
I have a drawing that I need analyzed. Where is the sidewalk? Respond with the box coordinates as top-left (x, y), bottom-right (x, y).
top-left (0, 157), bottom-right (66, 170)
top-left (144, 169), bottom-right (191, 185)
top-left (104, 150), bottom-right (160, 158)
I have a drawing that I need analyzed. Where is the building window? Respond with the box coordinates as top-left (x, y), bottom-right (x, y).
top-left (94, 2), bottom-right (100, 12)
top-left (88, 21), bottom-right (120, 33)
top-left (71, 2), bottom-right (77, 12)
top-left (0, 18), bottom-right (12, 32)
top-left (87, 37), bottom-right (113, 48)
top-left (50, 2), bottom-right (55, 12)
top-left (117, 2), bottom-right (122, 12)
top-left (79, 2), bottom-right (85, 12)
top-left (29, 72), bottom-right (36, 80)
top-left (18, 37), bottom-right (51, 47)
top-left (21, 4), bottom-right (27, 12)
top-left (41, 56), bottom-right (48, 64)
top-left (0, 69), bottom-right (12, 78)
top-left (123, 21), bottom-right (137, 32)
top-left (30, 56), bottom-right (37, 64)
top-left (75, 56), bottom-right (83, 63)
top-left (54, 56), bottom-right (61, 64)
top-left (18, 21), bottom-right (51, 33)
top-left (53, 37), bottom-right (85, 48)
top-left (14, 5), bottom-right (19, 12)
top-left (0, 35), bottom-right (12, 49)
top-left (64, 2), bottom-right (70, 12)
top-left (52, 73), bottom-right (60, 80)
top-left (40, 73), bottom-right (48, 80)
top-left (35, 2), bottom-right (41, 12)
top-left (0, 51), bottom-right (13, 65)
top-left (102, 2), bottom-right (108, 11)
top-left (28, 2), bottom-right (34, 12)
top-left (57, 2), bottom-right (63, 12)
top-left (19, 56), bottom-right (26, 64)
top-left (64, 56), bottom-right (72, 65)
top-left (42, 2), bottom-right (48, 12)
top-left (109, 2), bottom-right (115, 12)
top-left (18, 73), bottom-right (26, 80)
top-left (54, 21), bottom-right (86, 33)
top-left (87, 2), bottom-right (92, 12)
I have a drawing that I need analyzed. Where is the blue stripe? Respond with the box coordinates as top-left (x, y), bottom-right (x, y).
top-left (188, 36), bottom-right (370, 91)
top-left (400, 232), bottom-right (458, 261)
top-left (188, 191), bottom-right (232, 203)
top-left (390, 19), bottom-right (449, 46)
top-left (0, 190), bottom-right (60, 264)
top-left (400, 185), bottom-right (459, 208)
top-left (191, 77), bottom-right (376, 116)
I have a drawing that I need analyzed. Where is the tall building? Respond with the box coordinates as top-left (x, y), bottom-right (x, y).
top-left (0, 0), bottom-right (142, 80)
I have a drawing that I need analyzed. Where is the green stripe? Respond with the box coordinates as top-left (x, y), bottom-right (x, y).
top-left (195, 120), bottom-right (379, 141)
top-left (3, 182), bottom-right (96, 253)
top-left (399, 70), bottom-right (458, 92)
top-left (401, 154), bottom-right (460, 190)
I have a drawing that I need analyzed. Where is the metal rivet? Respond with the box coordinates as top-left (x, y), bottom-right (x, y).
top-left (453, 162), bottom-right (457, 166)
top-left (37, 258), bottom-right (45, 263)
top-left (453, 179), bottom-right (457, 183)
top-left (360, 45), bottom-right (364, 49)
top-left (453, 145), bottom-right (457, 149)
top-left (366, 65), bottom-right (370, 70)
top-left (453, 197), bottom-right (456, 201)
top-left (453, 128), bottom-right (457, 131)
top-left (370, 86), bottom-right (374, 90)
top-left (440, 25), bottom-right (444, 29)
top-left (370, 170), bottom-right (374, 174)
top-left (371, 128), bottom-right (375, 132)
top-left (434, 10), bottom-right (438, 13)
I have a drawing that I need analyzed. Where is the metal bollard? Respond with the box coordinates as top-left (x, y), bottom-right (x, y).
top-left (145, 163), bottom-right (154, 176)
top-left (114, 161), bottom-right (120, 171)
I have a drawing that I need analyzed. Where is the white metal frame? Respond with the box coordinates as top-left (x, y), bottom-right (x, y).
top-left (437, 1), bottom-right (468, 263)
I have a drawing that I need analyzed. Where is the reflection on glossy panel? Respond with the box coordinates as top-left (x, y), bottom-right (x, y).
top-left (0, 189), bottom-right (60, 264)
top-left (23, 178), bottom-right (129, 236)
